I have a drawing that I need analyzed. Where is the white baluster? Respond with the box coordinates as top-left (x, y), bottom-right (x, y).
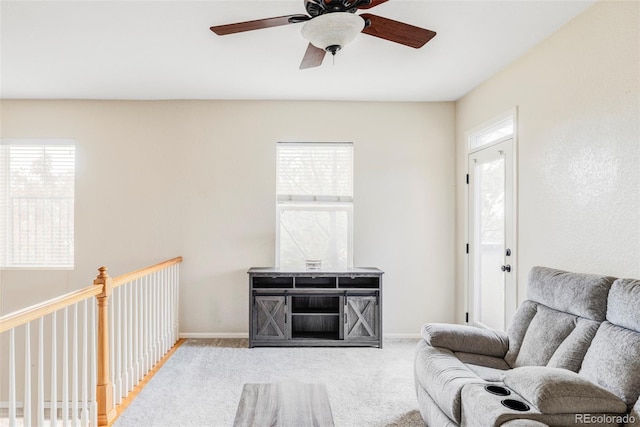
top-left (24, 322), bottom-right (32, 426)
top-left (134, 279), bottom-right (140, 384)
top-left (151, 272), bottom-right (156, 369)
top-left (158, 269), bottom-right (167, 360)
top-left (138, 277), bottom-right (144, 381)
top-left (153, 272), bottom-right (162, 366)
top-left (72, 304), bottom-right (78, 427)
top-left (38, 317), bottom-right (44, 426)
top-left (175, 264), bottom-right (181, 343)
top-left (109, 287), bottom-right (115, 407)
top-left (144, 274), bottom-right (150, 374)
top-left (51, 311), bottom-right (58, 426)
top-left (164, 268), bottom-right (171, 354)
top-left (175, 264), bottom-right (179, 344)
top-left (63, 307), bottom-right (69, 427)
top-left (141, 276), bottom-right (146, 375)
top-left (167, 266), bottom-right (172, 345)
top-left (116, 287), bottom-right (122, 404)
top-left (81, 300), bottom-right (89, 426)
top-left (167, 266), bottom-right (171, 345)
top-left (128, 280), bottom-right (134, 390)
top-left (123, 282), bottom-right (129, 397)
top-left (90, 302), bottom-right (98, 427)
top-left (9, 328), bottom-right (16, 427)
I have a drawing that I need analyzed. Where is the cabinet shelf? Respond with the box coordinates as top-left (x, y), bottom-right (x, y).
top-left (291, 311), bottom-right (340, 316)
top-left (292, 331), bottom-right (340, 340)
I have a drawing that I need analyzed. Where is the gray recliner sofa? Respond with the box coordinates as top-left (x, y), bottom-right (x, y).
top-left (414, 266), bottom-right (640, 426)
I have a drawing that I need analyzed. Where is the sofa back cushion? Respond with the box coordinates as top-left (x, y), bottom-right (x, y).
top-left (513, 304), bottom-right (577, 367)
top-left (527, 266), bottom-right (615, 321)
top-left (580, 322), bottom-right (640, 407)
top-left (508, 304), bottom-right (599, 370)
top-left (505, 267), bottom-right (615, 369)
top-left (606, 278), bottom-right (640, 331)
top-left (580, 279), bottom-right (640, 408)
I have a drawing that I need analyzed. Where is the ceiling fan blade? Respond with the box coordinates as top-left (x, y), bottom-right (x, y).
top-left (360, 13), bottom-right (436, 48)
top-left (357, 0), bottom-right (390, 10)
top-left (210, 14), bottom-right (309, 36)
top-left (300, 43), bottom-right (326, 69)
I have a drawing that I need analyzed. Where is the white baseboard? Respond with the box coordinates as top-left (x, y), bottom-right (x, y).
top-left (180, 332), bottom-right (249, 339)
top-left (179, 332), bottom-right (421, 339)
top-left (384, 333), bottom-right (421, 339)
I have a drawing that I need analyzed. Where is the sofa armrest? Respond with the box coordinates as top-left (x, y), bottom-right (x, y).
top-left (421, 323), bottom-right (509, 358)
top-left (503, 366), bottom-right (628, 414)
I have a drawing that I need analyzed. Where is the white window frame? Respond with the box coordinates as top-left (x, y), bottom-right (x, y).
top-left (467, 109), bottom-right (515, 153)
top-left (275, 142), bottom-right (354, 269)
top-left (0, 139), bottom-right (76, 270)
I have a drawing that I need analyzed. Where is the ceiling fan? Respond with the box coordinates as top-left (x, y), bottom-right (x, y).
top-left (209, 0), bottom-right (436, 69)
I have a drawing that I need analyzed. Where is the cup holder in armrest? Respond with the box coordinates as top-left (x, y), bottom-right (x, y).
top-left (501, 399), bottom-right (530, 412)
top-left (485, 385), bottom-right (511, 396)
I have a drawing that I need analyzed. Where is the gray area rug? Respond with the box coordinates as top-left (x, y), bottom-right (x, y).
top-left (114, 338), bottom-right (426, 427)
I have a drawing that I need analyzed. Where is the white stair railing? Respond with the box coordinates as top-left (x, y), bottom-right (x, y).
top-left (0, 287), bottom-right (99, 427)
top-left (108, 258), bottom-right (181, 406)
top-left (0, 256), bottom-right (182, 426)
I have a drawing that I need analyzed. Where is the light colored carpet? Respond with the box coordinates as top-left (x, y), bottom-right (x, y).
top-left (114, 338), bottom-right (426, 427)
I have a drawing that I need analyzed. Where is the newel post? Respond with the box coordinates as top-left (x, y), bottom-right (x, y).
top-left (94, 267), bottom-right (117, 425)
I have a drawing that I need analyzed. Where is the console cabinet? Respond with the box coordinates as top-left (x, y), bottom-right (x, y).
top-left (248, 267), bottom-right (383, 348)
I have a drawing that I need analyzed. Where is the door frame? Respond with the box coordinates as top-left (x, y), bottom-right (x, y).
top-left (464, 108), bottom-right (518, 329)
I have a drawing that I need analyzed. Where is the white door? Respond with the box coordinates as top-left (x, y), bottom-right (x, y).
top-left (468, 138), bottom-right (515, 331)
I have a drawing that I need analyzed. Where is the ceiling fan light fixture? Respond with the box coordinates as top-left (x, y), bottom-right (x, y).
top-left (301, 12), bottom-right (365, 55)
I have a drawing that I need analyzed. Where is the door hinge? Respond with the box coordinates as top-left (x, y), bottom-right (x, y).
top-left (465, 312), bottom-right (469, 323)
top-left (466, 243), bottom-right (469, 254)
top-left (466, 174), bottom-right (469, 184)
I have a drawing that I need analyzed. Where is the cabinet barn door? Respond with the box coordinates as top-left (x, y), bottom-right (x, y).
top-left (345, 296), bottom-right (378, 340)
top-left (254, 296), bottom-right (287, 339)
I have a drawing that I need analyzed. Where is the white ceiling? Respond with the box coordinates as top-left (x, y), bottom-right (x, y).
top-left (1, 0), bottom-right (595, 102)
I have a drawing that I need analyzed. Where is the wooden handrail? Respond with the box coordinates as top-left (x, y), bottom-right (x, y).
top-left (0, 285), bottom-right (102, 333)
top-left (111, 256), bottom-right (183, 288)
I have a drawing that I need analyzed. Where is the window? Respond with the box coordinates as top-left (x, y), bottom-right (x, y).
top-left (0, 140), bottom-right (75, 268)
top-left (276, 142), bottom-right (353, 269)
top-left (468, 111), bottom-right (514, 152)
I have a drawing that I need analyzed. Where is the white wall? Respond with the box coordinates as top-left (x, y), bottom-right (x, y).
top-left (455, 0), bottom-right (640, 322)
top-left (0, 100), bottom-right (456, 335)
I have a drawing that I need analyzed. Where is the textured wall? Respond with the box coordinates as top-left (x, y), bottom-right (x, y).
top-left (455, 0), bottom-right (640, 323)
top-left (0, 100), bottom-right (456, 335)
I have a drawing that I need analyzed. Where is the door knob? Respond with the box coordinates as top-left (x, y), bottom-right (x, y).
top-left (501, 264), bottom-right (511, 273)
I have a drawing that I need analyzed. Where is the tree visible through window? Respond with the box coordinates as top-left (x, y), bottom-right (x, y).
top-left (276, 142), bottom-right (353, 269)
top-left (0, 140), bottom-right (75, 268)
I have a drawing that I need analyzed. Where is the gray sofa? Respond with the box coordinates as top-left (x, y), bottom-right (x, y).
top-left (414, 266), bottom-right (640, 426)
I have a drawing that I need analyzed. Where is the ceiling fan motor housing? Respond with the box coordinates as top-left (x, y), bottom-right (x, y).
top-left (305, 0), bottom-right (370, 17)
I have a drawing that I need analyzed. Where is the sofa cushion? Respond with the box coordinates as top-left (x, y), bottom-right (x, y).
top-left (527, 266), bottom-right (615, 321)
top-left (415, 340), bottom-right (484, 423)
top-left (607, 278), bottom-right (640, 332)
top-left (513, 305), bottom-right (578, 367)
top-left (455, 352), bottom-right (511, 382)
top-left (503, 366), bottom-right (628, 414)
top-left (505, 301), bottom-right (538, 367)
top-left (547, 317), bottom-right (600, 372)
top-left (421, 323), bottom-right (509, 357)
top-left (580, 321), bottom-right (640, 407)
